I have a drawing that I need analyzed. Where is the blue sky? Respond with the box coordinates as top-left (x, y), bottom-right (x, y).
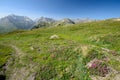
top-left (0, 0), bottom-right (120, 19)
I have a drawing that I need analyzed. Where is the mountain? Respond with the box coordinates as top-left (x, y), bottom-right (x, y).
top-left (107, 18), bottom-right (120, 21)
top-left (55, 18), bottom-right (75, 26)
top-left (0, 14), bottom-right (34, 33)
top-left (0, 14), bottom-right (94, 33)
top-left (36, 17), bottom-right (56, 23)
top-left (0, 16), bottom-right (17, 33)
top-left (72, 18), bottom-right (93, 23)
top-left (32, 17), bottom-right (56, 29)
top-left (32, 18), bottom-right (76, 29)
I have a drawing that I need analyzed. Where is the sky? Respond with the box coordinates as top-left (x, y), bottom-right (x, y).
top-left (0, 0), bottom-right (120, 20)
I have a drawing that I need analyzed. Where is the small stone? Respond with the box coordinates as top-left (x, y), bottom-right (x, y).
top-left (30, 46), bottom-right (34, 50)
top-left (49, 34), bottom-right (59, 39)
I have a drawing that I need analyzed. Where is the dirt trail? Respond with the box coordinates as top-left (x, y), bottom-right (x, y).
top-left (6, 45), bottom-right (36, 80)
top-left (10, 45), bottom-right (23, 55)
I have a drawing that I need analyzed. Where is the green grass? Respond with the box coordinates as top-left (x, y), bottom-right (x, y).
top-left (0, 20), bottom-right (120, 79)
top-left (0, 44), bottom-right (13, 71)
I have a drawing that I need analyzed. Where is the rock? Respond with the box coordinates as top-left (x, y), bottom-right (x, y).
top-left (49, 34), bottom-right (59, 39)
top-left (30, 46), bottom-right (34, 50)
top-left (30, 46), bottom-right (41, 52)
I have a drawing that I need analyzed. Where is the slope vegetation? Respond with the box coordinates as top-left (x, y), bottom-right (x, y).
top-left (0, 20), bottom-right (120, 80)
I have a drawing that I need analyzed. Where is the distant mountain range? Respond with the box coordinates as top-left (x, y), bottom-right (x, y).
top-left (32, 17), bottom-right (93, 29)
top-left (32, 18), bottom-right (76, 29)
top-left (0, 14), bottom-right (94, 33)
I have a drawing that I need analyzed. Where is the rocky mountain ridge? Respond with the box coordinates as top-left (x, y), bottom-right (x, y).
top-left (0, 14), bottom-right (95, 33)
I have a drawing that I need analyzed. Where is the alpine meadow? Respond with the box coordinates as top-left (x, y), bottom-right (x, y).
top-left (0, 0), bottom-right (120, 80)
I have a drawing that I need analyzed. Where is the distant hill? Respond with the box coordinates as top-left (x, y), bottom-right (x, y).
top-left (107, 18), bottom-right (120, 21)
top-left (33, 18), bottom-right (94, 29)
top-left (32, 18), bottom-right (76, 29)
top-left (36, 17), bottom-right (56, 23)
top-left (0, 14), bottom-right (34, 33)
top-left (72, 18), bottom-right (93, 23)
top-left (55, 18), bottom-right (75, 26)
top-left (32, 17), bottom-right (55, 29)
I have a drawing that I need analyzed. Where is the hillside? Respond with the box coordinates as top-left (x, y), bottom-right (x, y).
top-left (0, 20), bottom-right (120, 80)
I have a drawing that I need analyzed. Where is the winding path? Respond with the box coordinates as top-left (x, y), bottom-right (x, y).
top-left (7, 45), bottom-right (36, 80)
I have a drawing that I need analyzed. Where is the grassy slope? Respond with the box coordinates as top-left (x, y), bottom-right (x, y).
top-left (0, 20), bottom-right (120, 80)
top-left (0, 44), bottom-right (13, 69)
